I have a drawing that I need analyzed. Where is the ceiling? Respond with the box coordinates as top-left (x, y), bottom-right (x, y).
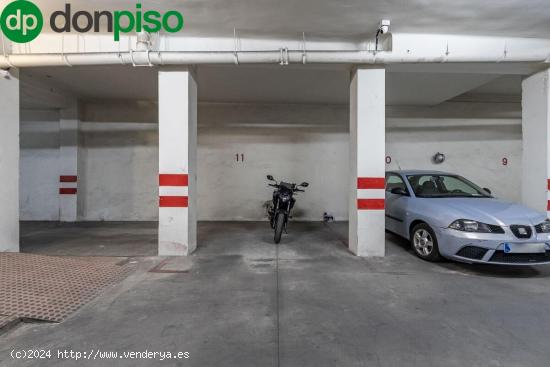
top-left (468, 75), bottom-right (522, 95)
top-left (27, 0), bottom-right (550, 39)
top-left (11, 0), bottom-right (542, 108)
top-left (22, 65), bottom-right (519, 108)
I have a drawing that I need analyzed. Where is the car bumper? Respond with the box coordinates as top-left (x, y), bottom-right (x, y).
top-left (435, 227), bottom-right (550, 265)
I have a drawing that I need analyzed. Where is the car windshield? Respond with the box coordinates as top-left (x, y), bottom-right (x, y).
top-left (406, 174), bottom-right (492, 198)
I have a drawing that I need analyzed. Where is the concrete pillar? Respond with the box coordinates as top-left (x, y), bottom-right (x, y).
top-left (0, 69), bottom-right (19, 252)
top-left (158, 68), bottom-right (197, 256)
top-left (349, 67), bottom-right (386, 257)
top-left (521, 69), bottom-right (550, 213)
top-left (59, 104), bottom-right (79, 222)
top-left (521, 69), bottom-right (550, 212)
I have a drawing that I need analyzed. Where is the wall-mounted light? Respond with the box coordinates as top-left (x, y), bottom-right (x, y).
top-left (0, 69), bottom-right (10, 79)
top-left (433, 152), bottom-right (445, 164)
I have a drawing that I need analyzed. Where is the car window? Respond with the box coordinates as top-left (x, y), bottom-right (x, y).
top-left (439, 176), bottom-right (480, 195)
top-left (417, 176), bottom-right (432, 187)
top-left (385, 174), bottom-right (407, 192)
top-left (409, 175), bottom-right (436, 194)
top-left (406, 174), bottom-right (490, 198)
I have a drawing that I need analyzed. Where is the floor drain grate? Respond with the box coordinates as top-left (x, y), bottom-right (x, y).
top-left (0, 253), bottom-right (133, 326)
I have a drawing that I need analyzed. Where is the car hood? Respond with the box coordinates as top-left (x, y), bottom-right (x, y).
top-left (420, 197), bottom-right (547, 226)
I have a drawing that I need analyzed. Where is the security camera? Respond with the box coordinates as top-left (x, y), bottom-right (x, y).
top-left (0, 69), bottom-right (10, 79)
top-left (375, 19), bottom-right (391, 51)
top-left (378, 19), bottom-right (391, 34)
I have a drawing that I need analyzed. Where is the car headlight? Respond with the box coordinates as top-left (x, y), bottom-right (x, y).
top-left (449, 219), bottom-right (503, 233)
top-left (535, 219), bottom-right (550, 233)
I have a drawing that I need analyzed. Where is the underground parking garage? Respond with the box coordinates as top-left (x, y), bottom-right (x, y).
top-left (3, 1), bottom-right (550, 366)
top-left (11, 66), bottom-right (538, 257)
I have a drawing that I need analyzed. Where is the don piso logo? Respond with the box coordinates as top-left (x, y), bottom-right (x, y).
top-left (0, 0), bottom-right (184, 43)
top-left (0, 0), bottom-right (43, 43)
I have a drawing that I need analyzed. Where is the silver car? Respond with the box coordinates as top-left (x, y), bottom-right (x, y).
top-left (385, 170), bottom-right (550, 265)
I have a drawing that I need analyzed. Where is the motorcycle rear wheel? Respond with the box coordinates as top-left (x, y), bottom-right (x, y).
top-left (274, 212), bottom-right (285, 244)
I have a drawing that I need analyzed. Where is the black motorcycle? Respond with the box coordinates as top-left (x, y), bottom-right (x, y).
top-left (266, 175), bottom-right (309, 244)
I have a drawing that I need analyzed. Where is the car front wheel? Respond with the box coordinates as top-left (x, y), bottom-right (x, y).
top-left (410, 223), bottom-right (442, 262)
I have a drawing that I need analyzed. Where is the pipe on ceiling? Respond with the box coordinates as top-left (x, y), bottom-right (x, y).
top-left (1, 49), bottom-right (549, 68)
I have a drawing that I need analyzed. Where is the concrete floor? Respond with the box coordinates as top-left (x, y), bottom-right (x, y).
top-left (21, 221), bottom-right (158, 256)
top-left (4, 221), bottom-right (550, 366)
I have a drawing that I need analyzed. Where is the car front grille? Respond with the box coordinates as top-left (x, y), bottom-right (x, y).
top-left (510, 225), bottom-right (533, 239)
top-left (456, 246), bottom-right (488, 260)
top-left (534, 223), bottom-right (548, 233)
top-left (489, 250), bottom-right (550, 264)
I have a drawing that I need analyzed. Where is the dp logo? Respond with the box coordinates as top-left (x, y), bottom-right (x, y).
top-left (0, 0), bottom-right (43, 43)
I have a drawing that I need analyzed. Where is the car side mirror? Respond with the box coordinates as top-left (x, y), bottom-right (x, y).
top-left (267, 175), bottom-right (274, 181)
top-left (300, 182), bottom-right (309, 187)
top-left (390, 187), bottom-right (408, 196)
top-left (483, 187), bottom-right (492, 195)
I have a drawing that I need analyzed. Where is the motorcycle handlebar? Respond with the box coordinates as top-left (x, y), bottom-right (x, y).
top-left (268, 184), bottom-right (305, 192)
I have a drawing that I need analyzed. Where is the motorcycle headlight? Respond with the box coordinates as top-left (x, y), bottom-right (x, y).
top-left (535, 219), bottom-right (550, 233)
top-left (280, 194), bottom-right (290, 203)
top-left (449, 219), bottom-right (503, 233)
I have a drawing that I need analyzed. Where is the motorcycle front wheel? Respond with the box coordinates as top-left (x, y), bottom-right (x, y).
top-left (274, 212), bottom-right (285, 244)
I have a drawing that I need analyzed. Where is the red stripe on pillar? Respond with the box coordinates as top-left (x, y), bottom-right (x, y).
top-left (159, 174), bottom-right (188, 187)
top-left (547, 200), bottom-right (550, 211)
top-left (60, 175), bottom-right (77, 183)
top-left (547, 179), bottom-right (550, 191)
top-left (357, 199), bottom-right (385, 210)
top-left (357, 177), bottom-right (385, 189)
top-left (59, 188), bottom-right (77, 195)
top-left (159, 196), bottom-right (188, 208)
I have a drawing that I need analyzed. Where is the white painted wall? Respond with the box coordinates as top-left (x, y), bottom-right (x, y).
top-left (198, 103), bottom-right (349, 221)
top-left (59, 105), bottom-right (80, 222)
top-left (78, 122), bottom-right (159, 221)
top-left (19, 100), bottom-right (522, 221)
top-left (77, 102), bottom-right (350, 221)
top-left (386, 118), bottom-right (522, 202)
top-left (20, 110), bottom-right (60, 220)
